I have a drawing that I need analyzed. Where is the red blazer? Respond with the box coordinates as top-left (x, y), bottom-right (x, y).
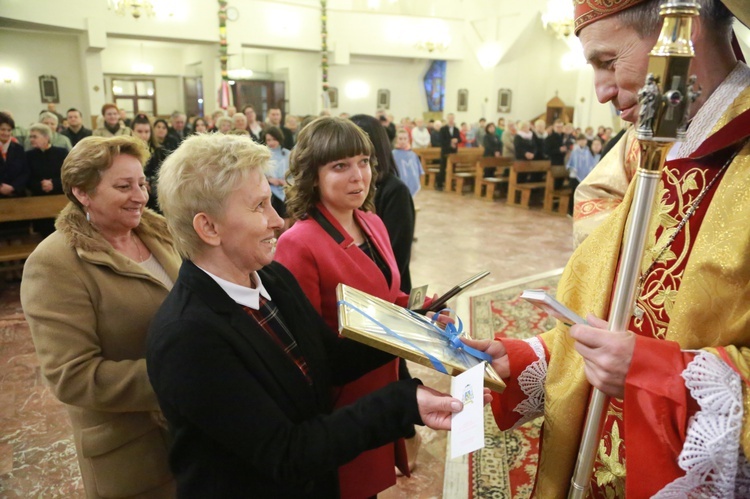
top-left (275, 204), bottom-right (408, 498)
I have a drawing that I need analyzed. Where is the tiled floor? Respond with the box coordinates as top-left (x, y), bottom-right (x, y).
top-left (0, 189), bottom-right (574, 498)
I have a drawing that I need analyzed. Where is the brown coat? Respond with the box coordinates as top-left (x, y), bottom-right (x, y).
top-left (21, 204), bottom-right (180, 498)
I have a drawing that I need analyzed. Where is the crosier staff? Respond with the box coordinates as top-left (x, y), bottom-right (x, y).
top-left (568, 1), bottom-right (702, 497)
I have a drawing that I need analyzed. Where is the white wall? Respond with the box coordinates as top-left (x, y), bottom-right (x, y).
top-left (267, 51), bottom-right (321, 117)
top-left (0, 29), bottom-right (87, 128)
top-left (328, 57), bottom-right (427, 118)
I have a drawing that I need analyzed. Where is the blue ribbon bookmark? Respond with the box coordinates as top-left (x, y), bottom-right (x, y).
top-left (409, 308), bottom-right (492, 364)
top-left (337, 301), bottom-right (492, 375)
top-left (338, 300), bottom-right (449, 374)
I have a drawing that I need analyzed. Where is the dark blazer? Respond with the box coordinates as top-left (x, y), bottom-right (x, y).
top-left (544, 131), bottom-right (566, 165)
top-left (439, 124), bottom-right (461, 156)
top-left (61, 126), bottom-right (92, 147)
top-left (514, 134), bottom-right (536, 160)
top-left (483, 133), bottom-right (502, 157)
top-left (1, 141), bottom-right (29, 196)
top-left (375, 174), bottom-right (415, 294)
top-left (147, 260), bottom-right (421, 498)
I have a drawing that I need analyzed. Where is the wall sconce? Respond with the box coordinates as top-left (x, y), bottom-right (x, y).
top-left (0, 67), bottom-right (19, 84)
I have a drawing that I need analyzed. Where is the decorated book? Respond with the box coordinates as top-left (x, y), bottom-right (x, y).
top-left (336, 283), bottom-right (506, 392)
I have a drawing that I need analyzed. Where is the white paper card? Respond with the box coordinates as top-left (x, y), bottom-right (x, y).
top-left (450, 362), bottom-right (485, 459)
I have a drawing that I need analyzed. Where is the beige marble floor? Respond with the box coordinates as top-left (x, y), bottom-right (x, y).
top-left (0, 189), bottom-right (574, 498)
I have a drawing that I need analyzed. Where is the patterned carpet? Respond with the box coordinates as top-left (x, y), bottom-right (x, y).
top-left (466, 270), bottom-right (562, 499)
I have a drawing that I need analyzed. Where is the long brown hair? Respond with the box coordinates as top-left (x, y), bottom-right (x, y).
top-left (286, 116), bottom-right (378, 221)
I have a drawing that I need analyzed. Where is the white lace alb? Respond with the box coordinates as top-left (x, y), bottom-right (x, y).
top-left (511, 336), bottom-right (547, 428)
top-left (654, 351), bottom-right (750, 497)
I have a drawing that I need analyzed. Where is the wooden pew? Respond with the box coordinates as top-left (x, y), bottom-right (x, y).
top-left (414, 147), bottom-right (441, 190)
top-left (446, 148), bottom-right (484, 194)
top-left (475, 156), bottom-right (513, 201)
top-left (0, 195), bottom-right (70, 268)
top-left (507, 160), bottom-right (551, 208)
top-left (543, 166), bottom-right (573, 216)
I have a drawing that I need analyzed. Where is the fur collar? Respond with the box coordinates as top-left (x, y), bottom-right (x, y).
top-left (55, 202), bottom-right (173, 253)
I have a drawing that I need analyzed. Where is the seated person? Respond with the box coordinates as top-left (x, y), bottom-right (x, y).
top-left (148, 133), bottom-right (482, 497)
top-left (26, 123), bottom-right (67, 197)
top-left (0, 111), bottom-right (28, 197)
top-left (25, 112), bottom-right (72, 151)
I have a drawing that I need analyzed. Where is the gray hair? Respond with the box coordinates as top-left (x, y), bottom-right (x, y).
top-left (614, 0), bottom-right (733, 39)
top-left (29, 123), bottom-right (52, 139)
top-left (170, 111), bottom-right (186, 120)
top-left (39, 111), bottom-right (59, 125)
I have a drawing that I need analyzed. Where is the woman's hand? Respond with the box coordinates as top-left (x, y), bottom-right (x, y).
top-left (41, 179), bottom-right (53, 193)
top-left (569, 314), bottom-right (635, 399)
top-left (524, 152), bottom-right (534, 160)
top-left (416, 385), bottom-right (492, 430)
top-left (460, 338), bottom-right (509, 378)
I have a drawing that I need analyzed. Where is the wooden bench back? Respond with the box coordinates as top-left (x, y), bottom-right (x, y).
top-left (414, 147), bottom-right (441, 165)
top-left (0, 195), bottom-right (70, 223)
top-left (511, 160), bottom-right (552, 173)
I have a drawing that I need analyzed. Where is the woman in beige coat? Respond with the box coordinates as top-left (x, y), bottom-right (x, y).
top-left (21, 136), bottom-right (180, 498)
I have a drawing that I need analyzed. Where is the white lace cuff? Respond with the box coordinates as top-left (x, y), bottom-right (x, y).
top-left (511, 336), bottom-right (547, 428)
top-left (654, 350), bottom-right (750, 497)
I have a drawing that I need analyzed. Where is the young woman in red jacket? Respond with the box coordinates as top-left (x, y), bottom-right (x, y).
top-left (275, 116), bottom-right (414, 498)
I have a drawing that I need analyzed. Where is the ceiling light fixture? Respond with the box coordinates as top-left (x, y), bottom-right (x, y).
top-left (108, 0), bottom-right (156, 19)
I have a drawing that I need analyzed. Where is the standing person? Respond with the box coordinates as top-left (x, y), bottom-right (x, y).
top-left (61, 108), bottom-right (92, 147)
top-left (437, 113), bottom-right (460, 190)
top-left (411, 118), bottom-right (431, 149)
top-left (262, 126), bottom-right (290, 220)
top-left (566, 134), bottom-right (595, 216)
top-left (152, 119), bottom-right (170, 147)
top-left (215, 116), bottom-right (233, 134)
top-left (148, 132), bottom-right (473, 498)
top-left (482, 123), bottom-right (503, 177)
top-left (21, 136), bottom-right (180, 498)
top-left (429, 119), bottom-right (442, 147)
top-left (131, 114), bottom-right (167, 212)
top-left (0, 112), bottom-right (28, 198)
top-left (93, 104), bottom-right (133, 138)
top-left (392, 128), bottom-right (424, 197)
top-left (532, 119), bottom-right (548, 160)
top-left (191, 117), bottom-right (208, 134)
top-left (495, 117), bottom-right (506, 141)
top-left (514, 121), bottom-right (536, 160)
top-left (275, 117), bottom-right (415, 498)
top-left (502, 120), bottom-right (518, 159)
top-left (266, 107), bottom-right (295, 149)
top-left (243, 105), bottom-right (263, 142)
top-left (285, 114), bottom-right (300, 142)
top-left (351, 115), bottom-right (417, 295)
top-left (476, 118), bottom-right (488, 146)
top-left (164, 112), bottom-right (187, 152)
top-left (465, 0), bottom-right (750, 496)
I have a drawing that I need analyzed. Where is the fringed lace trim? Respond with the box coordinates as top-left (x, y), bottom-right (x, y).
top-left (654, 351), bottom-right (749, 497)
top-left (511, 336), bottom-right (546, 428)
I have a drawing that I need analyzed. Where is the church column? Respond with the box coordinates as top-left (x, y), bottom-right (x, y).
top-left (79, 17), bottom-right (106, 129)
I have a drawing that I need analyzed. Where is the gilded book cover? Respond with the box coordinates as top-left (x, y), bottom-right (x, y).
top-left (336, 283), bottom-right (505, 392)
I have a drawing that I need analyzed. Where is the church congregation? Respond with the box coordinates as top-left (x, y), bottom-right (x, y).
top-left (2, 0), bottom-right (750, 498)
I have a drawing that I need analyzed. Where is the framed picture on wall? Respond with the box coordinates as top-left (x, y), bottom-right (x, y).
top-left (497, 88), bottom-right (512, 113)
top-left (327, 87), bottom-right (339, 109)
top-left (39, 75), bottom-right (59, 103)
top-left (457, 89), bottom-right (468, 112)
top-left (377, 89), bottom-right (390, 110)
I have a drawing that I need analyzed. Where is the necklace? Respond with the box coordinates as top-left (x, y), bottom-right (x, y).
top-left (131, 232), bottom-right (144, 263)
top-left (633, 145), bottom-right (740, 319)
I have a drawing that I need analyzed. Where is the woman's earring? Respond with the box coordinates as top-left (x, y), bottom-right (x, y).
top-left (86, 210), bottom-right (91, 223)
